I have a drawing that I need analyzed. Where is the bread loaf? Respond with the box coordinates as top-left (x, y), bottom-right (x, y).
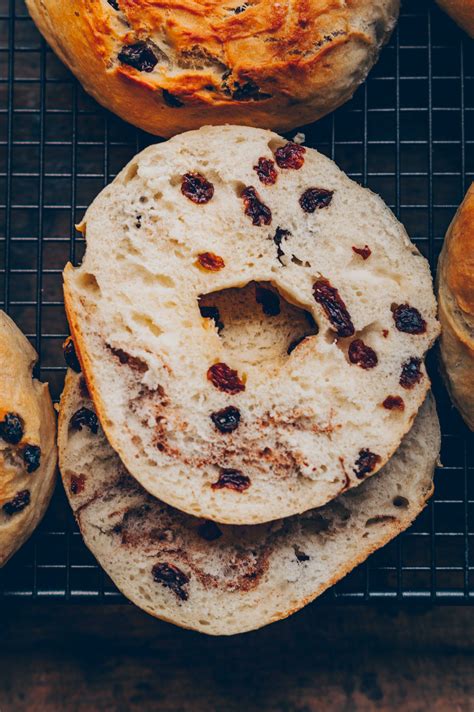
top-left (437, 183), bottom-right (474, 430)
top-left (64, 125), bottom-right (439, 524)
top-left (59, 370), bottom-right (439, 636)
top-left (26, 0), bottom-right (399, 137)
top-left (0, 311), bottom-right (57, 566)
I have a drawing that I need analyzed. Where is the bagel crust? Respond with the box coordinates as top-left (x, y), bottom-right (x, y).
top-left (63, 125), bottom-right (439, 525)
top-left (435, 0), bottom-right (474, 36)
top-left (59, 370), bottom-right (439, 635)
top-left (437, 184), bottom-right (474, 430)
top-left (0, 311), bottom-right (57, 566)
top-left (26, 0), bottom-right (399, 137)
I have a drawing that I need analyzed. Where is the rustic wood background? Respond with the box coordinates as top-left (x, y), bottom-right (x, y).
top-left (1, 603), bottom-right (473, 711)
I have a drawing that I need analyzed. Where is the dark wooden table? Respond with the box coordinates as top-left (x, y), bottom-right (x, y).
top-left (1, 603), bottom-right (473, 711)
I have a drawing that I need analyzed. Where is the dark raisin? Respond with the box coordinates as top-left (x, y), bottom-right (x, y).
top-left (241, 186), bottom-right (272, 226)
top-left (135, 214), bottom-right (142, 229)
top-left (118, 41), bottom-right (160, 72)
top-left (392, 304), bottom-right (427, 334)
top-left (353, 449), bottom-right (381, 479)
top-left (299, 187), bottom-right (334, 213)
top-left (199, 305), bottom-right (224, 332)
top-left (70, 408), bottom-right (99, 434)
top-left (70, 473), bottom-right (86, 495)
top-left (287, 335), bottom-right (308, 354)
top-left (63, 336), bottom-right (81, 373)
top-left (0, 413), bottom-right (24, 445)
top-left (207, 363), bottom-right (245, 394)
top-left (313, 279), bottom-right (354, 337)
top-left (255, 286), bottom-right (280, 316)
top-left (274, 142), bottom-right (306, 169)
top-left (254, 157), bottom-right (278, 185)
top-left (181, 172), bottom-right (214, 204)
top-left (152, 562), bottom-right (190, 601)
top-left (23, 445), bottom-right (41, 473)
top-left (211, 405), bottom-right (241, 433)
top-left (382, 329), bottom-right (389, 338)
top-left (108, 0), bottom-right (119, 9)
top-left (348, 339), bottom-right (378, 369)
top-left (162, 89), bottom-right (184, 107)
top-left (383, 395), bottom-right (405, 411)
top-left (3, 489), bottom-right (30, 516)
top-left (230, 80), bottom-right (271, 101)
top-left (233, 4), bottom-right (247, 13)
top-left (352, 245), bottom-right (371, 260)
top-left (271, 226), bottom-right (291, 264)
top-left (197, 521), bottom-right (223, 541)
top-left (211, 468), bottom-right (251, 491)
top-left (400, 357), bottom-right (423, 389)
top-left (197, 252), bottom-right (225, 271)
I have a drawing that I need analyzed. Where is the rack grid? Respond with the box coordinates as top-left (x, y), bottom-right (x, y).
top-left (0, 0), bottom-right (473, 602)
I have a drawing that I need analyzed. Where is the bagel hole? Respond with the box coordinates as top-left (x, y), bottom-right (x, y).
top-left (198, 281), bottom-right (318, 374)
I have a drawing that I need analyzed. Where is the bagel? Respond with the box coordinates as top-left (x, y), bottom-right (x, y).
top-left (0, 311), bottom-right (57, 566)
top-left (58, 370), bottom-right (439, 635)
top-left (25, 0), bottom-right (399, 137)
top-left (437, 183), bottom-right (474, 430)
top-left (435, 0), bottom-right (474, 37)
top-left (63, 125), bottom-right (439, 525)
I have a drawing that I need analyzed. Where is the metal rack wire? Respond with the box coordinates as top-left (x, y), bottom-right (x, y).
top-left (0, 0), bottom-right (473, 602)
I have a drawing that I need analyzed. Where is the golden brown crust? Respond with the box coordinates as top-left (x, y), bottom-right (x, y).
top-left (436, 0), bottom-right (474, 37)
top-left (0, 312), bottom-right (57, 566)
top-left (437, 184), bottom-right (474, 430)
top-left (26, 0), bottom-right (399, 137)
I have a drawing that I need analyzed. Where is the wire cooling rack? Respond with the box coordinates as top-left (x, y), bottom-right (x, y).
top-left (0, 0), bottom-right (473, 603)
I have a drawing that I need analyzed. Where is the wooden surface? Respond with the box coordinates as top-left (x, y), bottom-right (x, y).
top-left (1, 603), bottom-right (473, 711)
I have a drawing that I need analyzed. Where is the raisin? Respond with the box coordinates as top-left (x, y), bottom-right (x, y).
top-left (197, 521), bottom-right (223, 541)
top-left (400, 357), bottom-right (423, 389)
top-left (0, 413), bottom-right (24, 445)
top-left (272, 227), bottom-right (291, 264)
top-left (353, 449), bottom-right (381, 479)
top-left (199, 305), bottom-right (224, 332)
top-left (299, 187), bottom-right (333, 213)
top-left (162, 89), bottom-right (184, 107)
top-left (211, 405), bottom-right (241, 433)
top-left (181, 172), bottom-right (214, 204)
top-left (255, 286), bottom-right (280, 316)
top-left (352, 245), bottom-right (371, 260)
top-left (383, 395), bottom-right (405, 411)
top-left (287, 335), bottom-right (308, 354)
top-left (197, 252), bottom-right (225, 271)
top-left (254, 157), bottom-right (277, 185)
top-left (274, 142), bottom-right (306, 169)
top-left (152, 562), bottom-right (190, 601)
top-left (3, 489), bottom-right (30, 516)
top-left (313, 279), bottom-right (354, 337)
top-left (108, 0), bottom-right (119, 8)
top-left (70, 473), bottom-right (86, 495)
top-left (207, 363), bottom-right (245, 394)
top-left (70, 408), bottom-right (99, 434)
top-left (241, 187), bottom-right (272, 226)
top-left (382, 329), bottom-right (389, 338)
top-left (230, 80), bottom-right (271, 101)
top-left (63, 336), bottom-right (81, 373)
top-left (392, 304), bottom-right (427, 334)
top-left (211, 468), bottom-right (251, 491)
top-left (135, 215), bottom-right (142, 229)
top-left (23, 444), bottom-right (41, 473)
top-left (348, 339), bottom-right (378, 369)
top-left (118, 41), bottom-right (161, 72)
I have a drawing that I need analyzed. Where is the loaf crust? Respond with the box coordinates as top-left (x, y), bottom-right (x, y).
top-left (63, 125), bottom-right (440, 524)
top-left (59, 370), bottom-right (439, 636)
top-left (436, 0), bottom-right (474, 36)
top-left (437, 184), bottom-right (474, 430)
top-left (0, 311), bottom-right (57, 566)
top-left (26, 0), bottom-right (399, 137)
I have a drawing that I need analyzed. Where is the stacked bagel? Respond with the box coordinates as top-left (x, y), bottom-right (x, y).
top-left (58, 125), bottom-right (441, 634)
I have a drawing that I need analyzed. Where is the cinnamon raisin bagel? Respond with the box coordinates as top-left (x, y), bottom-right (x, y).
top-left (26, 0), bottom-right (399, 137)
top-left (59, 370), bottom-right (439, 635)
top-left (63, 125), bottom-right (439, 525)
top-left (0, 311), bottom-right (57, 566)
